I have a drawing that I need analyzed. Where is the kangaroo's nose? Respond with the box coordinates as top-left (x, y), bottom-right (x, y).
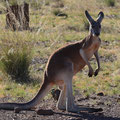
top-left (95, 33), bottom-right (100, 36)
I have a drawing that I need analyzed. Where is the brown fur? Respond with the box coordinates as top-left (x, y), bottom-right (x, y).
top-left (45, 34), bottom-right (101, 85)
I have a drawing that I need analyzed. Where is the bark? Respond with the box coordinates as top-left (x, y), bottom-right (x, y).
top-left (6, 2), bottom-right (29, 31)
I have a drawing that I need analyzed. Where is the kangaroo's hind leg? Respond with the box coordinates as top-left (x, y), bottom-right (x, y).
top-left (65, 76), bottom-right (77, 112)
top-left (58, 61), bottom-right (78, 112)
top-left (65, 73), bottom-right (103, 113)
top-left (57, 84), bottom-right (66, 110)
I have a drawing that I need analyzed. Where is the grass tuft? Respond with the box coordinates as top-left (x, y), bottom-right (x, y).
top-left (0, 45), bottom-right (32, 83)
top-left (105, 0), bottom-right (115, 7)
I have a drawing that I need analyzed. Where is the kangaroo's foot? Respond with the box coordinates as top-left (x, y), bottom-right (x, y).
top-left (67, 104), bottom-right (103, 113)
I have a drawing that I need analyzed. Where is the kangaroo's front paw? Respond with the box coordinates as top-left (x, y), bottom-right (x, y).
top-left (94, 69), bottom-right (99, 76)
top-left (88, 68), bottom-right (94, 77)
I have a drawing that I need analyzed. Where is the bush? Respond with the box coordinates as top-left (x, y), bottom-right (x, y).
top-left (0, 46), bottom-right (32, 83)
top-left (105, 0), bottom-right (115, 7)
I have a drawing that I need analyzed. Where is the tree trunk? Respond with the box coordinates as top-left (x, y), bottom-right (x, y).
top-left (6, 2), bottom-right (29, 31)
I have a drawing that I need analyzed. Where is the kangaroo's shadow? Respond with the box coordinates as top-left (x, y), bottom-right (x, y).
top-left (54, 107), bottom-right (120, 120)
top-left (54, 112), bottom-right (120, 120)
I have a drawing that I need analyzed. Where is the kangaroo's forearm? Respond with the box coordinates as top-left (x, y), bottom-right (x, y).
top-left (94, 51), bottom-right (100, 70)
top-left (94, 50), bottom-right (100, 76)
top-left (79, 49), bottom-right (92, 69)
top-left (80, 49), bottom-right (94, 77)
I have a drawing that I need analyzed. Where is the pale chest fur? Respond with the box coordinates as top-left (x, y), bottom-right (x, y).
top-left (73, 37), bottom-right (101, 74)
top-left (83, 38), bottom-right (101, 60)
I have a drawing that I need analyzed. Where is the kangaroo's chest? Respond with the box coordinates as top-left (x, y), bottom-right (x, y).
top-left (84, 40), bottom-right (100, 59)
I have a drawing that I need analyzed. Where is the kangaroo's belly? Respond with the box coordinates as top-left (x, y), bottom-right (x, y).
top-left (73, 58), bottom-right (86, 75)
top-left (73, 43), bottom-right (100, 74)
top-left (85, 42), bottom-right (100, 59)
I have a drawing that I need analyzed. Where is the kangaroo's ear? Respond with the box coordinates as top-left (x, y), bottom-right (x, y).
top-left (85, 10), bottom-right (94, 23)
top-left (97, 11), bottom-right (104, 23)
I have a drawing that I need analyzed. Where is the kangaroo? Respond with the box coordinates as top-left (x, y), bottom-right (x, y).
top-left (0, 10), bottom-right (104, 113)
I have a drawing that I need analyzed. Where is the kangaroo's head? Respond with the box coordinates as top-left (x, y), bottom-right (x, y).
top-left (85, 10), bottom-right (104, 37)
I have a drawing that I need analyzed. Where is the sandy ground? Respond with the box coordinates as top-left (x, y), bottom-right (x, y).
top-left (0, 92), bottom-right (120, 120)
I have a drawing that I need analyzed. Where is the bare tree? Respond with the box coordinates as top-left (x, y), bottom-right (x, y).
top-left (6, 0), bottom-right (29, 31)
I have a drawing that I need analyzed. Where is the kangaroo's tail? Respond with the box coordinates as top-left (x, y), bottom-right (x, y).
top-left (0, 75), bottom-right (53, 111)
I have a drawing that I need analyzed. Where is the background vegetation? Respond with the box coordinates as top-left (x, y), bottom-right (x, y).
top-left (0, 0), bottom-right (120, 101)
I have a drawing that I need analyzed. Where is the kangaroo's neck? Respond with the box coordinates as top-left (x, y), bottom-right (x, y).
top-left (82, 33), bottom-right (99, 49)
top-left (88, 33), bottom-right (99, 40)
top-left (86, 33), bottom-right (99, 44)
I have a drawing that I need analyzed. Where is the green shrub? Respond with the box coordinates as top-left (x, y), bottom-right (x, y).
top-left (105, 0), bottom-right (115, 7)
top-left (0, 46), bottom-right (32, 83)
